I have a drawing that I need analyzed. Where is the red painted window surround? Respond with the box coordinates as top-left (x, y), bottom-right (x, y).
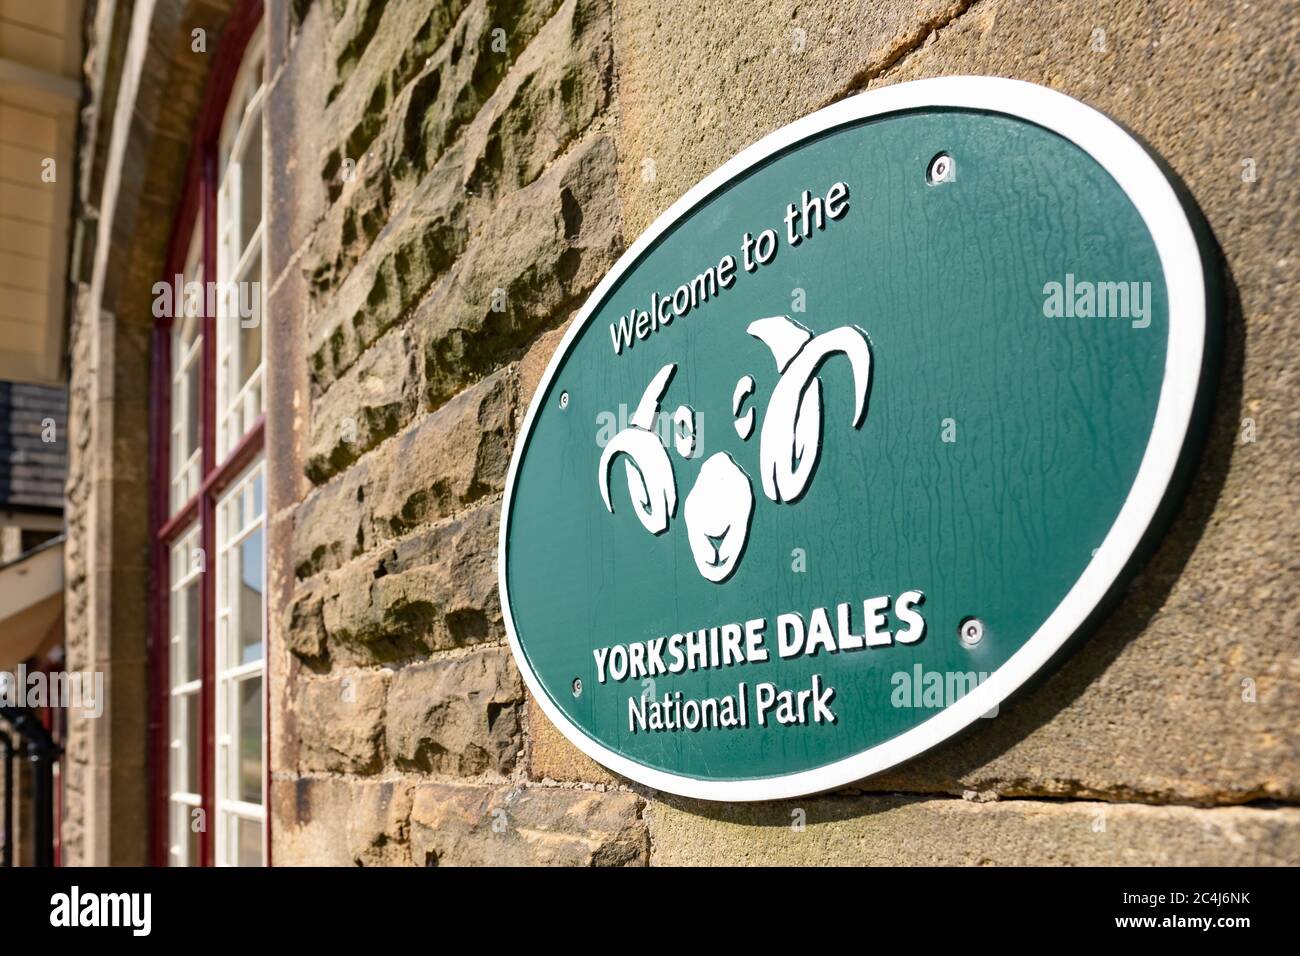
top-left (148, 0), bottom-right (265, 868)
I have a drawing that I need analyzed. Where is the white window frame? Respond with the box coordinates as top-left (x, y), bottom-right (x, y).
top-left (213, 459), bottom-right (265, 867)
top-left (167, 526), bottom-right (203, 866)
top-left (170, 225), bottom-right (204, 514)
top-left (215, 27), bottom-right (267, 463)
top-left (158, 17), bottom-right (269, 870)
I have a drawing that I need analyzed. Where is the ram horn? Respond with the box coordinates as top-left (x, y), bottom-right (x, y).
top-left (597, 363), bottom-right (679, 535)
top-left (749, 318), bottom-right (873, 503)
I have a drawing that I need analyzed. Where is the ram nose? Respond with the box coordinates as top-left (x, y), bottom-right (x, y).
top-left (684, 452), bottom-right (755, 583)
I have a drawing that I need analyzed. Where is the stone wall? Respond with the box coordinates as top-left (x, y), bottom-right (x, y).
top-left (269, 0), bottom-right (1300, 865)
top-left (268, 0), bottom-right (644, 865)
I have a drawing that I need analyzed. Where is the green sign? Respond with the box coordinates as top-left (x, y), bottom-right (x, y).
top-left (500, 77), bottom-right (1214, 800)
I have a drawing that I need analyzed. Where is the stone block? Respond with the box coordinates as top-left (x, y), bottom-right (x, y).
top-left (386, 646), bottom-right (524, 776)
top-left (409, 783), bottom-right (646, 865)
top-left (297, 670), bottom-right (391, 774)
top-left (417, 133), bottom-right (623, 410)
top-left (525, 695), bottom-right (619, 786)
top-left (272, 776), bottom-right (415, 866)
top-left (305, 326), bottom-right (418, 483)
top-left (647, 795), bottom-right (1300, 866)
top-left (370, 367), bottom-right (514, 537)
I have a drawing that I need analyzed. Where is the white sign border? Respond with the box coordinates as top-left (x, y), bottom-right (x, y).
top-left (498, 76), bottom-right (1208, 802)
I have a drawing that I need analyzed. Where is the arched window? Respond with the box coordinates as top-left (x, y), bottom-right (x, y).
top-left (152, 4), bottom-right (266, 867)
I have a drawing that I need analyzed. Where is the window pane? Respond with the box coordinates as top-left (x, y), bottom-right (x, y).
top-left (171, 225), bottom-right (203, 513)
top-left (170, 539), bottom-right (201, 688)
top-left (215, 45), bottom-right (265, 462)
top-left (189, 818), bottom-right (202, 866)
top-left (237, 257), bottom-right (263, 390)
top-left (186, 691), bottom-right (200, 793)
top-left (185, 361), bottom-right (201, 456)
top-left (171, 691), bottom-right (200, 795)
top-left (238, 112), bottom-right (262, 254)
top-left (239, 527), bottom-right (264, 664)
top-left (183, 279), bottom-right (203, 324)
top-left (238, 675), bottom-right (262, 804)
top-left (184, 581), bottom-right (200, 684)
top-left (170, 802), bottom-right (202, 867)
top-left (232, 484), bottom-right (244, 533)
top-left (236, 816), bottom-right (262, 867)
top-left (182, 270), bottom-right (204, 321)
top-left (169, 703), bottom-right (182, 791)
top-left (170, 595), bottom-right (182, 684)
top-left (170, 380), bottom-right (182, 473)
top-left (252, 471), bottom-right (263, 519)
top-left (214, 459), bottom-right (266, 867)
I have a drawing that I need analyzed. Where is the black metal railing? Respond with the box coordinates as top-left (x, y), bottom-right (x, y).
top-left (1, 728), bottom-right (12, 867)
top-left (0, 706), bottom-right (59, 866)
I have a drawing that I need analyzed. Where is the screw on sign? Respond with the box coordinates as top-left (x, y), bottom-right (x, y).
top-left (959, 617), bottom-right (985, 646)
top-left (927, 152), bottom-right (955, 184)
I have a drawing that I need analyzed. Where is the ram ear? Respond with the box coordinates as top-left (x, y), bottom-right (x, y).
top-left (629, 363), bottom-right (677, 430)
top-left (747, 316), bottom-right (812, 372)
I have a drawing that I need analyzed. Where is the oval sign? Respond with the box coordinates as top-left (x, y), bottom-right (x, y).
top-left (500, 77), bottom-right (1212, 800)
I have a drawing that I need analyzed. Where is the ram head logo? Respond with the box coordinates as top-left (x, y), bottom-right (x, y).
top-left (598, 316), bottom-right (872, 583)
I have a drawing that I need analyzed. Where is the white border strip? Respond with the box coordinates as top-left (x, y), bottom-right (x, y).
top-left (498, 76), bottom-right (1207, 801)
